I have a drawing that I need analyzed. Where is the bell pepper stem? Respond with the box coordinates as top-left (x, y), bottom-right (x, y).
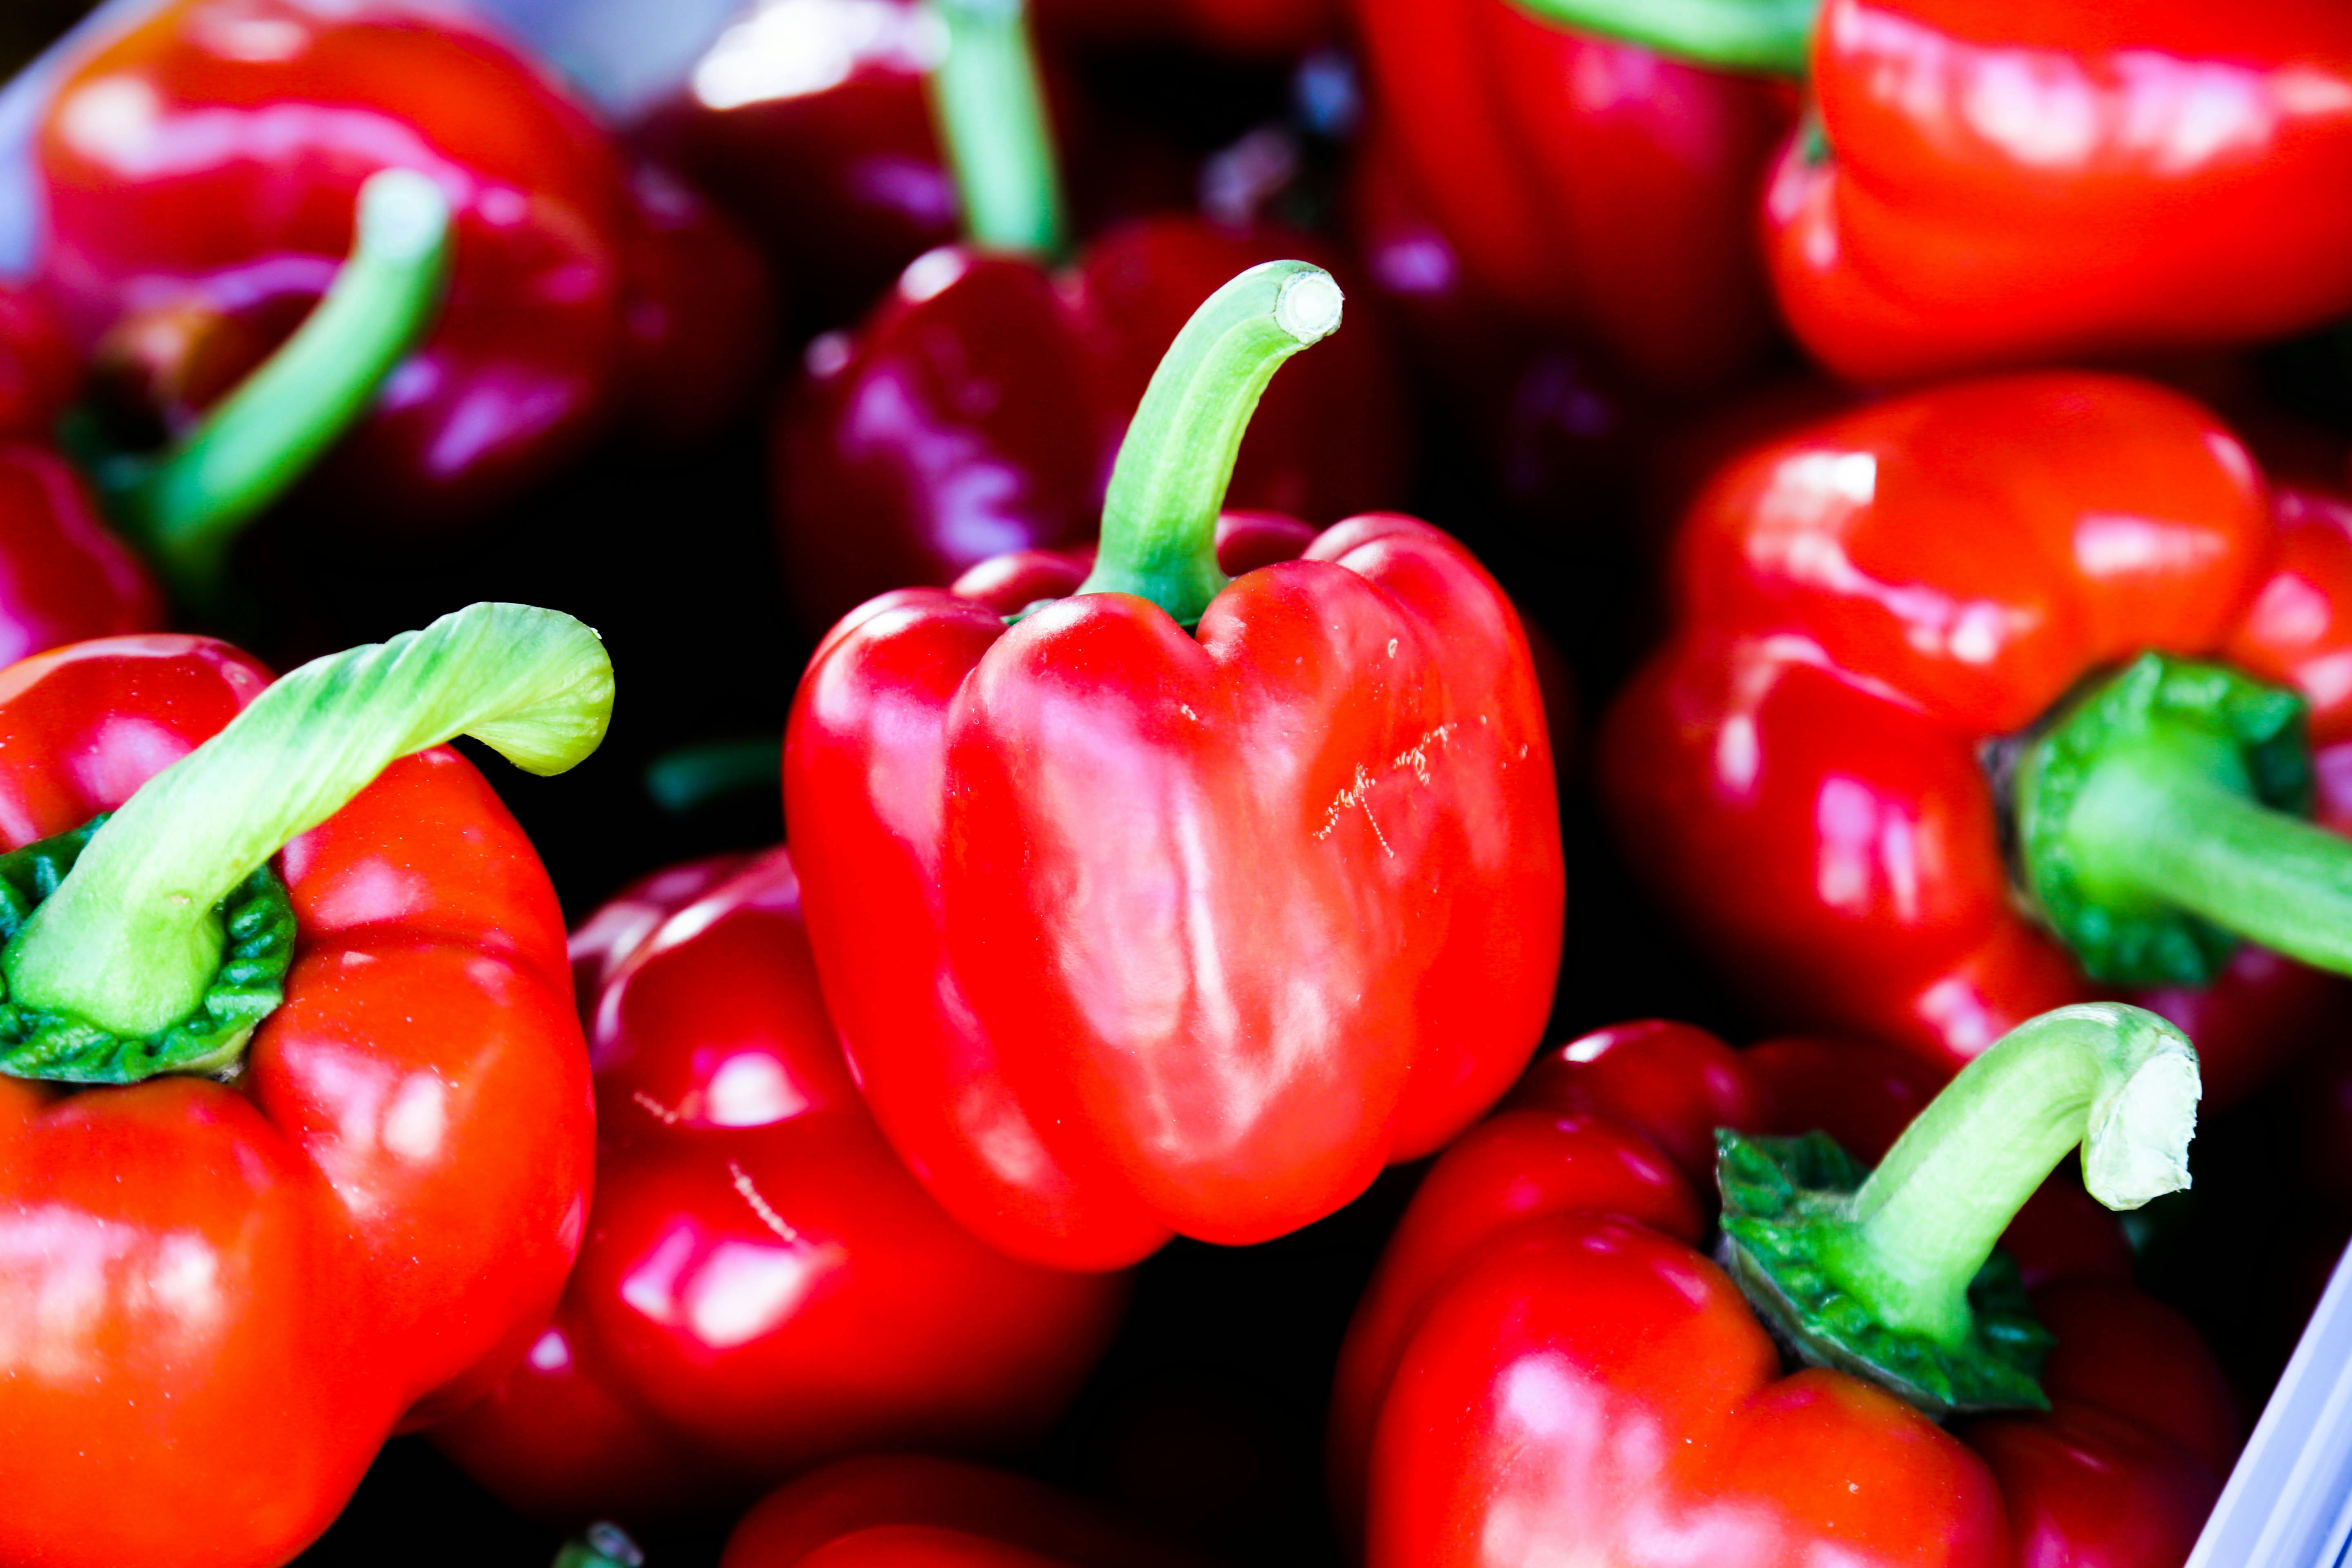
top-left (1822, 1002), bottom-right (2198, 1346)
top-left (2061, 725), bottom-right (2352, 974)
top-left (106, 167), bottom-right (453, 608)
top-left (1503, 0), bottom-right (1816, 75)
top-left (925, 0), bottom-right (1066, 257)
top-left (1078, 261), bottom-right (1343, 626)
top-left (2, 602), bottom-right (612, 1038)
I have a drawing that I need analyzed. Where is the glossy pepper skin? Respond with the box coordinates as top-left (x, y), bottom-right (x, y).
top-left (433, 846), bottom-right (1127, 1523)
top-left (0, 633), bottom-right (592, 1568)
top-left (772, 222), bottom-right (1411, 637)
top-left (1770, 1), bottom-right (2352, 384)
top-left (786, 509), bottom-right (1563, 1269)
top-left (722, 1455), bottom-right (1201, 1568)
top-left (1603, 373), bottom-right (2352, 1102)
top-left (36, 0), bottom-right (768, 529)
top-left (1349, 0), bottom-right (1794, 391)
top-left (1338, 1019), bottom-right (2234, 1568)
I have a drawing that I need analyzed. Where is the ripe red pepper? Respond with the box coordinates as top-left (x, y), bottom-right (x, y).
top-left (432, 846), bottom-right (1127, 1523)
top-left (1339, 1008), bottom-right (2235, 1568)
top-left (711, 1455), bottom-right (1201, 1568)
top-left (786, 260), bottom-right (1561, 1269)
top-left (35, 0), bottom-right (769, 528)
top-left (1604, 373), bottom-right (2352, 1102)
top-left (0, 602), bottom-right (613, 1568)
top-left (1768, 0), bottom-right (2352, 384)
top-left (1346, 0), bottom-right (1794, 391)
top-left (770, 0), bottom-right (1408, 635)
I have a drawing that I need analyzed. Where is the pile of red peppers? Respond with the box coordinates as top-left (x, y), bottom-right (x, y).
top-left (4, 2), bottom-right (2352, 1566)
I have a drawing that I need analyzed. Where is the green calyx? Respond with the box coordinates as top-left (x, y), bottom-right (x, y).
top-left (925, 0), bottom-right (1066, 258)
top-left (0, 816), bottom-right (292, 1084)
top-left (0, 603), bottom-right (612, 1081)
top-left (95, 167), bottom-right (453, 608)
top-left (1718, 1002), bottom-right (2199, 1417)
top-left (1719, 1130), bottom-right (2053, 1414)
top-left (2006, 652), bottom-right (2323, 987)
top-left (1502, 0), bottom-right (1816, 76)
top-left (1078, 261), bottom-right (1344, 628)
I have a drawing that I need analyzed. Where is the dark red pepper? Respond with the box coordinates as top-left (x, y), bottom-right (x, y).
top-left (35, 0), bottom-right (770, 530)
top-left (769, 0), bottom-right (1408, 635)
top-left (1338, 1009), bottom-right (2234, 1568)
top-left (432, 847), bottom-right (1127, 1524)
top-left (1604, 373), bottom-right (2352, 1102)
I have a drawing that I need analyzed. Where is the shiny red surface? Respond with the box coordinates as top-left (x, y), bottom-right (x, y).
top-left (786, 512), bottom-right (1562, 1268)
top-left (432, 848), bottom-right (1126, 1522)
top-left (1349, 0), bottom-right (1792, 391)
top-left (773, 220), bottom-right (1411, 637)
top-left (1603, 372), bottom-right (2352, 1098)
top-left (0, 635), bottom-right (590, 1568)
top-left (1336, 1020), bottom-right (2233, 1568)
top-left (1771, 0), bottom-right (2352, 382)
top-left (35, 0), bottom-right (766, 528)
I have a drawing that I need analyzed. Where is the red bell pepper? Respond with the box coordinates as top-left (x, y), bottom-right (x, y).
top-left (1604, 373), bottom-right (2352, 1102)
top-left (1768, 0), bottom-right (2352, 383)
top-left (0, 281), bottom-right (79, 441)
top-left (0, 167), bottom-right (465, 670)
top-left (770, 0), bottom-right (1408, 636)
top-left (35, 0), bottom-right (770, 528)
top-left (1346, 0), bottom-right (1794, 391)
top-left (1339, 1007), bottom-right (2235, 1568)
top-left (714, 1455), bottom-right (1201, 1568)
top-left (432, 846), bottom-right (1127, 1523)
top-left (0, 601), bottom-right (612, 1568)
top-left (786, 259), bottom-right (1561, 1269)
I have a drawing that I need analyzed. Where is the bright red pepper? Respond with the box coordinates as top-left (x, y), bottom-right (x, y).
top-left (0, 603), bottom-right (612, 1568)
top-left (34, 0), bottom-right (769, 529)
top-left (1604, 372), bottom-right (2352, 1102)
top-left (1338, 1012), bottom-right (2235, 1568)
top-left (1768, 1), bottom-right (2352, 384)
top-left (432, 846), bottom-right (1127, 1524)
top-left (1346, 0), bottom-right (1793, 391)
top-left (786, 261), bottom-right (1560, 1269)
top-left (773, 219), bottom-right (1411, 637)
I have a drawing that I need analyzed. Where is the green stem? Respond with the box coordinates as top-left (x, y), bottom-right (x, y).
top-left (1076, 261), bottom-right (1343, 626)
top-left (1820, 1002), bottom-right (2198, 1345)
top-left (1504, 0), bottom-right (1815, 75)
top-left (924, 0), bottom-right (1066, 258)
top-left (2, 603), bottom-right (611, 1038)
top-left (555, 1523), bottom-right (644, 1568)
top-left (106, 167), bottom-right (453, 606)
top-left (2057, 724), bottom-right (2352, 975)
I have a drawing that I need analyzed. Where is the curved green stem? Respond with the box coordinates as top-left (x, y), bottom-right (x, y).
top-left (107, 167), bottom-right (453, 607)
top-left (556, 1523), bottom-right (644, 1568)
top-left (925, 0), bottom-right (1066, 257)
top-left (1824, 1002), bottom-right (2198, 1345)
top-left (3, 603), bottom-right (612, 1038)
top-left (1504, 0), bottom-right (1815, 75)
top-left (1077, 261), bottom-right (1343, 626)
